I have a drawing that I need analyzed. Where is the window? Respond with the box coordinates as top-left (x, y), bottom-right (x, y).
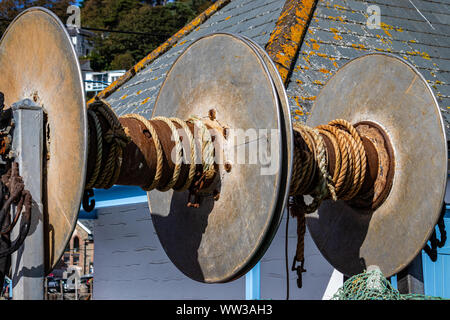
top-left (73, 236), bottom-right (80, 253)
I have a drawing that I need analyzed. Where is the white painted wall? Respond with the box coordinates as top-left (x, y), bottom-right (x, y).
top-left (93, 202), bottom-right (342, 300)
top-left (84, 70), bottom-right (125, 93)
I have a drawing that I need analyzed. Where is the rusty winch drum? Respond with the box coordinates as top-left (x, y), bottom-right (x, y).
top-left (306, 54), bottom-right (448, 277)
top-left (0, 7), bottom-right (447, 282)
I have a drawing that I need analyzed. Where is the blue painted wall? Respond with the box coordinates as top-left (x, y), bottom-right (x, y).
top-left (78, 186), bottom-right (148, 219)
top-left (422, 207), bottom-right (450, 298)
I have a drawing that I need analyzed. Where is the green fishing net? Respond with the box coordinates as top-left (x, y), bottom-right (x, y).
top-left (332, 268), bottom-right (447, 300)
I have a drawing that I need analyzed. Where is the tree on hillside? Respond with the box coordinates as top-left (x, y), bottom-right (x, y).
top-left (0, 0), bottom-right (213, 71)
top-left (0, 0), bottom-right (74, 35)
top-left (83, 0), bottom-right (212, 71)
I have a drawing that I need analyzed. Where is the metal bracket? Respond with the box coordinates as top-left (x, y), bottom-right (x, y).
top-left (10, 99), bottom-right (44, 300)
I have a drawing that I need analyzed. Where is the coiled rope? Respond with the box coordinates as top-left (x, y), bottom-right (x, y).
top-left (120, 114), bottom-right (215, 193)
top-left (85, 99), bottom-right (216, 199)
top-left (290, 119), bottom-right (367, 208)
top-left (289, 119), bottom-right (367, 289)
top-left (85, 98), bottom-right (129, 190)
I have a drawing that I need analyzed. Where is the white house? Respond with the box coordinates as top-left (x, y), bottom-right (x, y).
top-left (84, 70), bottom-right (126, 94)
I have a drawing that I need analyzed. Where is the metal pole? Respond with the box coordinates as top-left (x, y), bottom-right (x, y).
top-left (84, 240), bottom-right (87, 275)
top-left (245, 262), bottom-right (261, 300)
top-left (10, 99), bottom-right (44, 300)
top-left (44, 277), bottom-right (48, 300)
top-left (59, 280), bottom-right (63, 300)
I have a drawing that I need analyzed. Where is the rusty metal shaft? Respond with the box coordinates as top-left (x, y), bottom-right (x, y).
top-left (115, 116), bottom-right (198, 190)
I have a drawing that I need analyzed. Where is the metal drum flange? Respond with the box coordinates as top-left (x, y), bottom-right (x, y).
top-left (149, 33), bottom-right (293, 283)
top-left (0, 8), bottom-right (87, 273)
top-left (306, 53), bottom-right (447, 277)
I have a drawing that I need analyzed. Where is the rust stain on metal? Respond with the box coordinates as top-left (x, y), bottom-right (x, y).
top-left (0, 9), bottom-right (87, 273)
top-left (87, 0), bottom-right (232, 105)
top-left (350, 122), bottom-right (395, 210)
top-left (265, 0), bottom-right (318, 85)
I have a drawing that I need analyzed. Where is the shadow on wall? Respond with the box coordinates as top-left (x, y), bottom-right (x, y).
top-left (92, 201), bottom-right (338, 299)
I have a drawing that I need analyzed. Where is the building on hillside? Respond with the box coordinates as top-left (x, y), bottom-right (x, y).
top-left (83, 0), bottom-right (450, 299)
top-left (52, 220), bottom-right (94, 278)
top-left (66, 26), bottom-right (126, 97)
top-left (84, 70), bottom-right (126, 96)
top-left (67, 26), bottom-right (94, 58)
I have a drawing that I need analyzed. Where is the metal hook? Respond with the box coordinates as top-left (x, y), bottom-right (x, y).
top-left (82, 189), bottom-right (96, 212)
top-left (292, 256), bottom-right (306, 288)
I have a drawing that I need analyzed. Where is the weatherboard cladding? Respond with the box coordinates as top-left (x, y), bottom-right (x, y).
top-left (106, 0), bottom-right (450, 135)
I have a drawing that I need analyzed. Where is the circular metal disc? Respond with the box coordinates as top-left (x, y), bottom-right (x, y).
top-left (149, 33), bottom-right (292, 283)
top-left (306, 53), bottom-right (447, 277)
top-left (0, 8), bottom-right (87, 273)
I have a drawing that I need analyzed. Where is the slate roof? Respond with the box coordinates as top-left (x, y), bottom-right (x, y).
top-left (106, 0), bottom-right (286, 118)
top-left (286, 0), bottom-right (450, 134)
top-left (78, 219), bottom-right (94, 234)
top-left (104, 0), bottom-right (450, 136)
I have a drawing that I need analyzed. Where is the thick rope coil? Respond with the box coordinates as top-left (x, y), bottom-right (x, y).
top-left (289, 119), bottom-right (368, 287)
top-left (85, 110), bottom-right (103, 189)
top-left (291, 123), bottom-right (336, 214)
top-left (316, 125), bottom-right (349, 197)
top-left (169, 117), bottom-right (197, 192)
top-left (118, 114), bottom-right (215, 194)
top-left (290, 119), bottom-right (367, 210)
top-left (328, 119), bottom-right (366, 199)
top-left (152, 116), bottom-right (183, 192)
top-left (85, 98), bottom-right (129, 190)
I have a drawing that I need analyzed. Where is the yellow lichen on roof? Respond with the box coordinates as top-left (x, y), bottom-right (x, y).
top-left (265, 0), bottom-right (318, 85)
top-left (351, 43), bottom-right (366, 50)
top-left (327, 15), bottom-right (345, 23)
top-left (380, 22), bottom-right (403, 38)
top-left (329, 27), bottom-right (342, 41)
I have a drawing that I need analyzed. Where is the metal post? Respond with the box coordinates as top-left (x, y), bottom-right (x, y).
top-left (84, 240), bottom-right (87, 275)
top-left (59, 280), bottom-right (63, 300)
top-left (245, 262), bottom-right (260, 300)
top-left (10, 99), bottom-right (44, 300)
top-left (44, 277), bottom-right (48, 300)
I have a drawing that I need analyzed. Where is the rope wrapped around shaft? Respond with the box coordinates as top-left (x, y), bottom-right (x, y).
top-left (84, 96), bottom-right (217, 208)
top-left (289, 119), bottom-right (367, 210)
top-left (289, 119), bottom-right (367, 288)
top-left (85, 98), bottom-right (130, 190)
